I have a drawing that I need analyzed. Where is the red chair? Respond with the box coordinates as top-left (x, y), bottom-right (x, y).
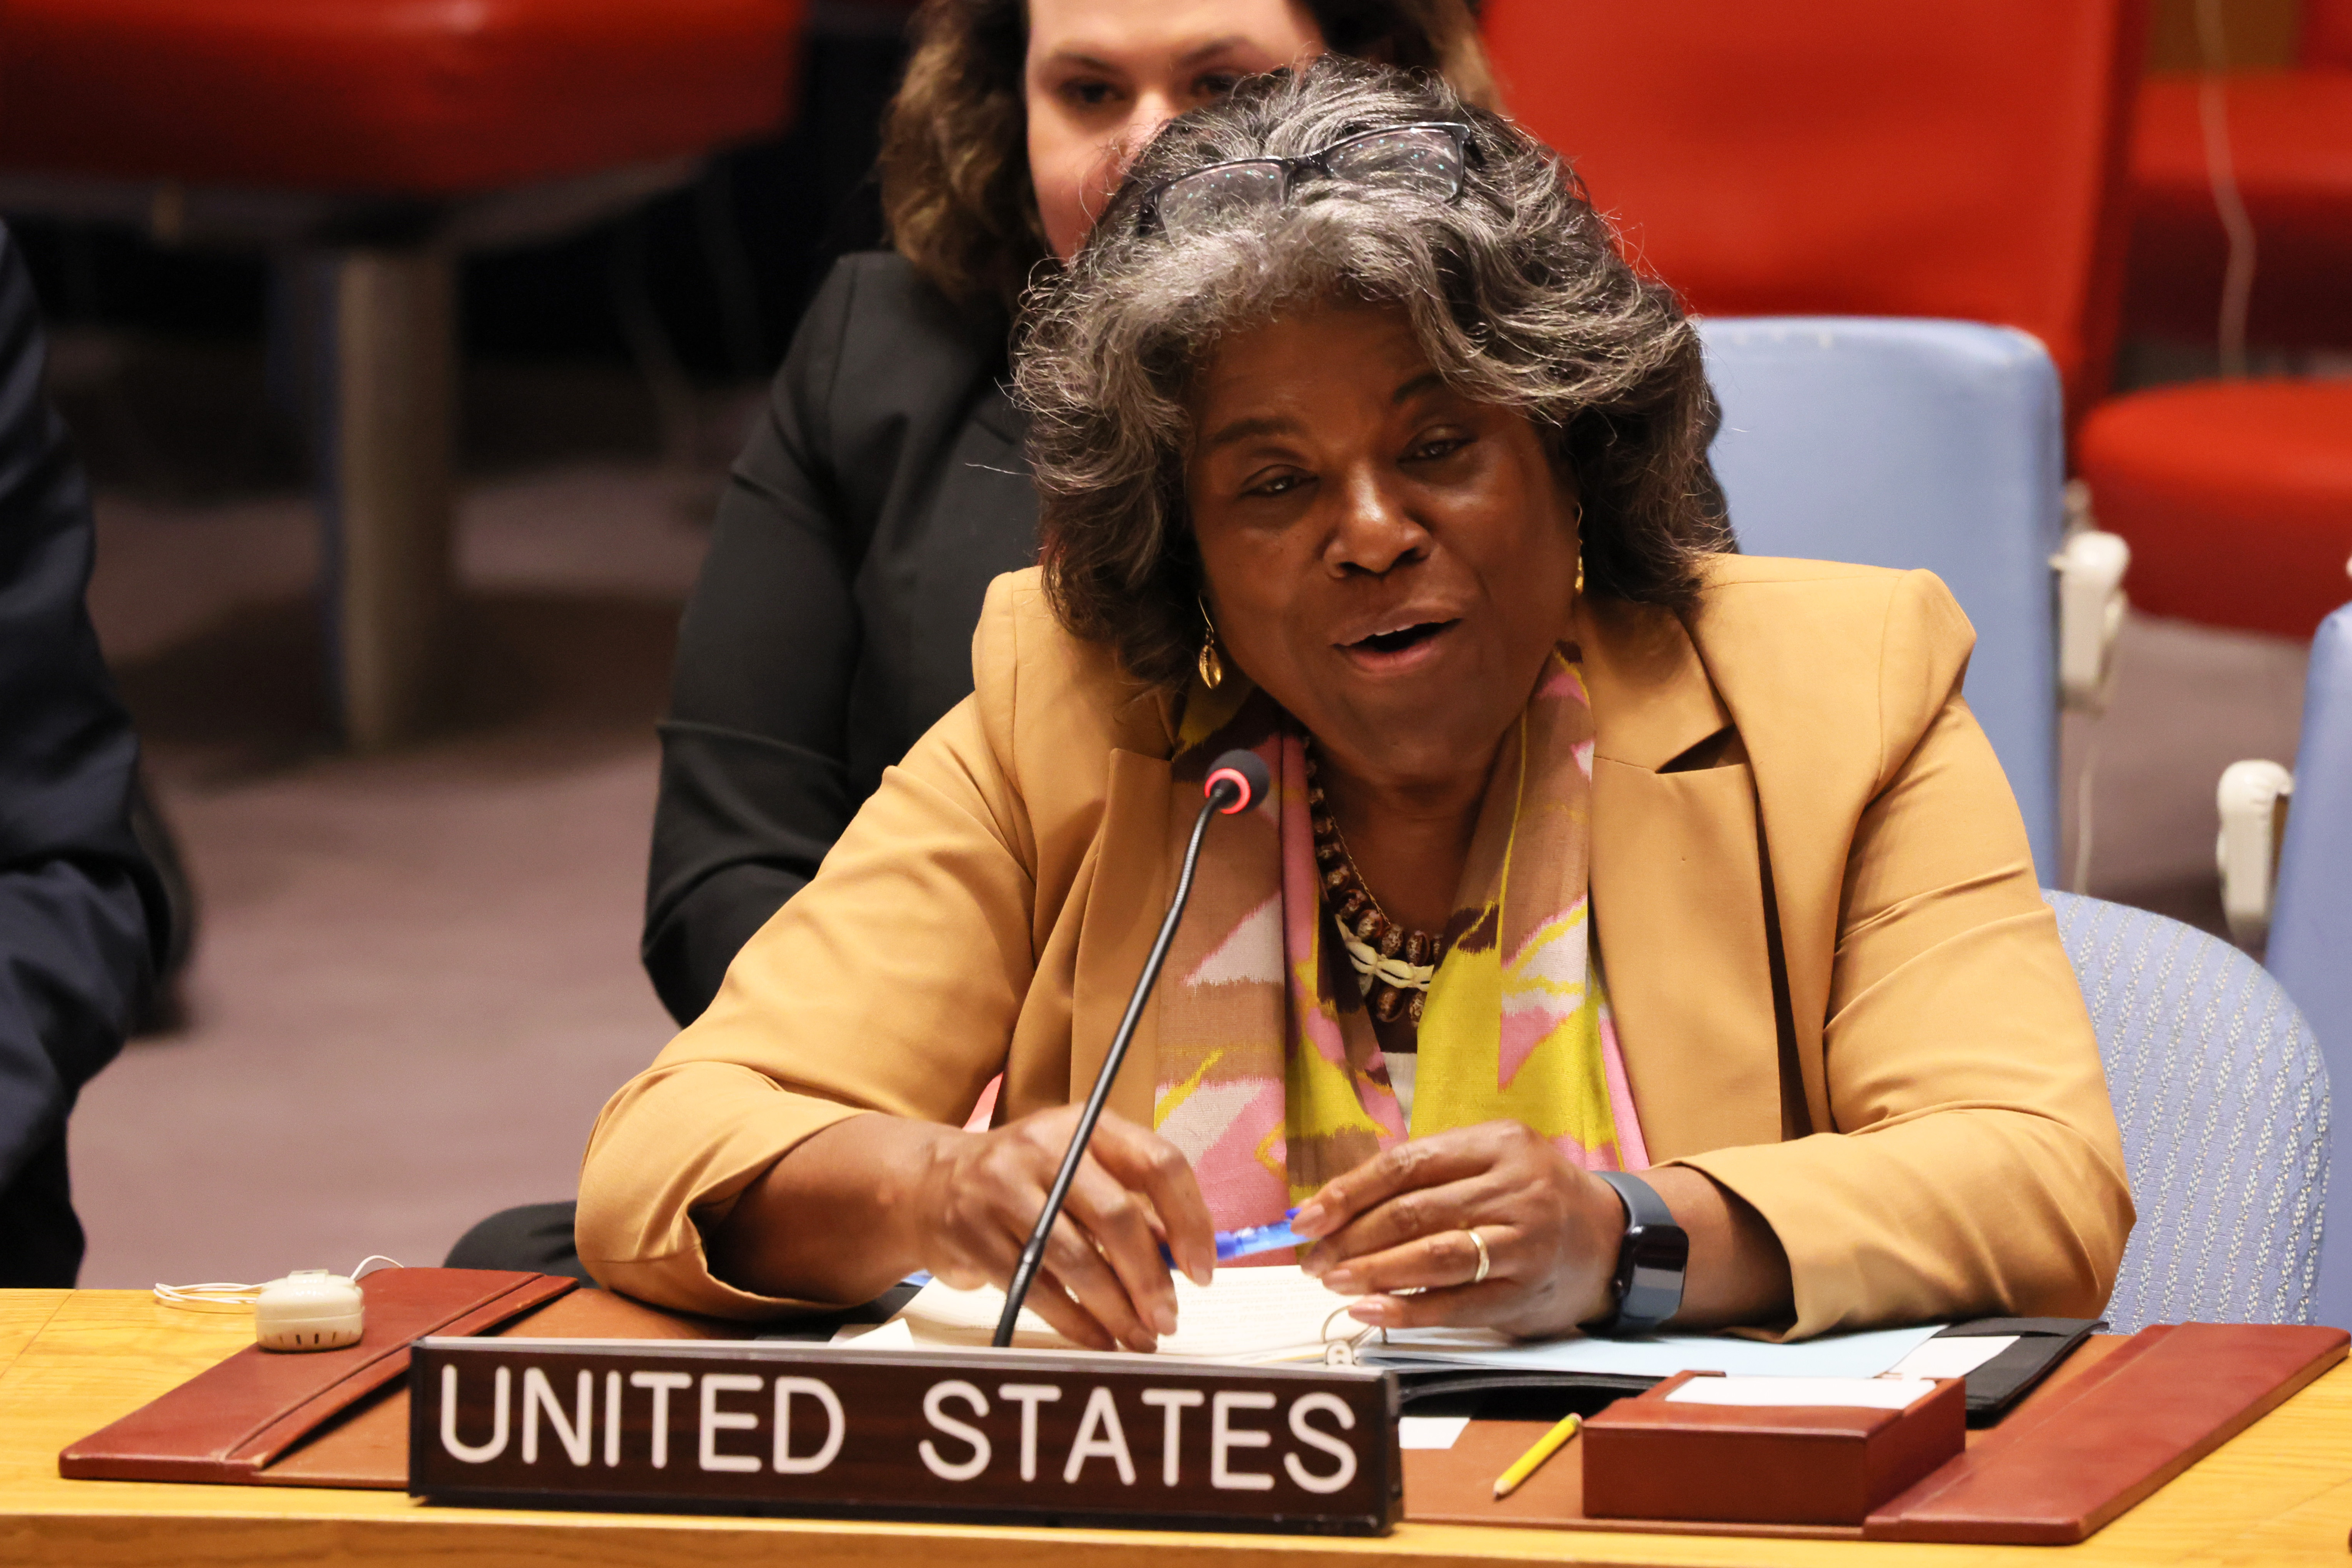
top-left (2124, 0), bottom-right (2352, 349)
top-left (2076, 381), bottom-right (2352, 639)
top-left (1479, 1), bottom-right (2151, 879)
top-left (1486, 0), bottom-right (2349, 643)
top-left (2075, 0), bottom-right (2352, 642)
top-left (1480, 0), bottom-right (2149, 419)
top-left (0, 1), bottom-right (804, 747)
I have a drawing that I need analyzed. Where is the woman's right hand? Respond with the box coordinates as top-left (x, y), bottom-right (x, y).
top-left (907, 1106), bottom-right (1218, 1353)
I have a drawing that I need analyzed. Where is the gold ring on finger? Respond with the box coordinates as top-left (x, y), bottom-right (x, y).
top-left (1463, 1226), bottom-right (1491, 1285)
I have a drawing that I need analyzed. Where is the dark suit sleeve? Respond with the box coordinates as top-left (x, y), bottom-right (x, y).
top-left (0, 224), bottom-right (166, 1239)
top-left (643, 261), bottom-right (868, 1026)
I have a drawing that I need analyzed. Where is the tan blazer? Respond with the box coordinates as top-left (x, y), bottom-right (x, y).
top-left (579, 557), bottom-right (2133, 1334)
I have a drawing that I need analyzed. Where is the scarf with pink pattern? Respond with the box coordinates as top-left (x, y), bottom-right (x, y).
top-left (1150, 644), bottom-right (1647, 1237)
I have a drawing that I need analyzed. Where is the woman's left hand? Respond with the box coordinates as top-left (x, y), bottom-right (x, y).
top-left (1288, 1121), bottom-right (1632, 1339)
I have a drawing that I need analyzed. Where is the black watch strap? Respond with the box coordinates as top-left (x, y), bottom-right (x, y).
top-left (1588, 1169), bottom-right (1689, 1337)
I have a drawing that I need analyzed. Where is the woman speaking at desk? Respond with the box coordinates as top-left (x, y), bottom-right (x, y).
top-left (581, 62), bottom-right (2133, 1350)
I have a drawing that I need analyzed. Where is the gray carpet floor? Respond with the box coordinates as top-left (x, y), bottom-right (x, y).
top-left (53, 343), bottom-right (2315, 1291)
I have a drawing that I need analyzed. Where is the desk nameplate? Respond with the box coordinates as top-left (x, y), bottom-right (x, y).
top-left (409, 1336), bottom-right (1402, 1534)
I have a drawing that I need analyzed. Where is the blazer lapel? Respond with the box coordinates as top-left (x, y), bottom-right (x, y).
top-left (1680, 564), bottom-right (1898, 1136)
top-left (1069, 748), bottom-right (1179, 1129)
top-left (1579, 598), bottom-right (1785, 1160)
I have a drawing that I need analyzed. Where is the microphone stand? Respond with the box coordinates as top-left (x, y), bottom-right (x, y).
top-left (992, 754), bottom-right (1262, 1347)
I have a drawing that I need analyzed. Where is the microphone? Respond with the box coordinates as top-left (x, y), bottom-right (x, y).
top-left (993, 745), bottom-right (1271, 1346)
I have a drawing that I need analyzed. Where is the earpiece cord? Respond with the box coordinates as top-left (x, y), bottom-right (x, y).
top-left (2194, 0), bottom-right (2256, 378)
top-left (154, 1255), bottom-right (406, 1309)
top-left (151, 1281), bottom-right (265, 1308)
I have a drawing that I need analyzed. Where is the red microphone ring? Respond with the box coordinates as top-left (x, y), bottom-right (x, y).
top-left (1205, 767), bottom-right (1253, 813)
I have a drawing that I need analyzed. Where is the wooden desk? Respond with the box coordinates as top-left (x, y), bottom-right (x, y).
top-left (6, 1289), bottom-right (2352, 1568)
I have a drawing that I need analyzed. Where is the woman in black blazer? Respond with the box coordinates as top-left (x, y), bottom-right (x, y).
top-left (642, 0), bottom-right (1499, 1024)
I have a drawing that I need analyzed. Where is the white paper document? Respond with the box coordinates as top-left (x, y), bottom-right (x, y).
top-left (833, 1265), bottom-right (1368, 1363)
top-left (1664, 1375), bottom-right (1941, 1411)
top-left (1368, 1321), bottom-right (1944, 1381)
top-left (832, 1264), bottom-right (1946, 1381)
top-left (1397, 1415), bottom-right (1471, 1449)
top-left (1886, 1335), bottom-right (2016, 1380)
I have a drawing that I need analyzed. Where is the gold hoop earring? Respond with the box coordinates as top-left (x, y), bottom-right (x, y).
top-left (1572, 505), bottom-right (1586, 597)
top-left (1196, 595), bottom-right (1225, 690)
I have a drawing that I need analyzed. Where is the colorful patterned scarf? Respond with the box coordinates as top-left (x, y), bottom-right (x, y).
top-left (1151, 645), bottom-right (1649, 1238)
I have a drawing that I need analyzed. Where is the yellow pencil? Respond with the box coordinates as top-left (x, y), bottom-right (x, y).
top-left (1491, 1412), bottom-right (1581, 1499)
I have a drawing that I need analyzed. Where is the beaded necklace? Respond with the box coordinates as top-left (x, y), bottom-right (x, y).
top-left (1303, 749), bottom-right (1446, 1024)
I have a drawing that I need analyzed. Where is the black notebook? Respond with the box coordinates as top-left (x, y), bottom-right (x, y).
top-left (1926, 1316), bottom-right (2104, 1423)
top-left (1391, 1317), bottom-right (2102, 1427)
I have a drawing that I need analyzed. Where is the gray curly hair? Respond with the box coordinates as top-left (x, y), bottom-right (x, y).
top-left (1016, 57), bottom-right (1735, 694)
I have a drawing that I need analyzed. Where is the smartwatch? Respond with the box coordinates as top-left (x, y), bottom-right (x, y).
top-left (1586, 1170), bottom-right (1689, 1337)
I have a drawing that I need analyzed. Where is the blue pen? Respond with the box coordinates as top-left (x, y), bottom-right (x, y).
top-left (1162, 1207), bottom-right (1303, 1267)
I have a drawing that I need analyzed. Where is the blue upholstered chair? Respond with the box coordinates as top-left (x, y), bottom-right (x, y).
top-left (1701, 318), bottom-right (2065, 878)
top-left (2045, 890), bottom-right (2328, 1330)
top-left (2267, 604), bottom-right (2352, 1327)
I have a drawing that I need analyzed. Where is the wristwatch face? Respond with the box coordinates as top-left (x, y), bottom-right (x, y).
top-left (1617, 1220), bottom-right (1690, 1327)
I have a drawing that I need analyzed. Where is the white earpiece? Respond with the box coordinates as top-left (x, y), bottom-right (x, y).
top-left (254, 1270), bottom-right (367, 1352)
top-left (155, 1256), bottom-right (401, 1350)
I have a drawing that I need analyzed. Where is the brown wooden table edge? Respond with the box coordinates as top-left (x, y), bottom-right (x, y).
top-left (0, 1502), bottom-right (1765, 1568)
